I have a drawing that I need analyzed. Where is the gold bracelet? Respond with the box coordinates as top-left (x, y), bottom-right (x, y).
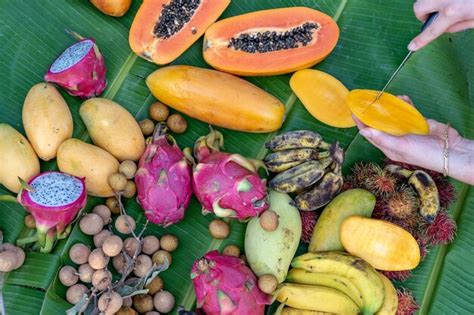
top-left (443, 122), bottom-right (450, 177)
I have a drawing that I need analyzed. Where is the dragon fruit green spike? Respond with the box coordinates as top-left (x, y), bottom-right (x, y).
top-left (135, 124), bottom-right (192, 226)
top-left (18, 171), bottom-right (87, 253)
top-left (189, 129), bottom-right (269, 220)
top-left (44, 32), bottom-right (106, 98)
top-left (191, 250), bottom-right (271, 315)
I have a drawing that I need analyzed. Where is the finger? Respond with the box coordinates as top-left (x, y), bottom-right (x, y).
top-left (352, 114), bottom-right (367, 130)
top-left (397, 95), bottom-right (414, 105)
top-left (359, 127), bottom-right (405, 152)
top-left (408, 14), bottom-right (453, 51)
top-left (447, 20), bottom-right (474, 33)
top-left (413, 0), bottom-right (444, 22)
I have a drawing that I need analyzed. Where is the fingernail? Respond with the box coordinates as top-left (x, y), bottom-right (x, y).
top-left (408, 41), bottom-right (417, 51)
top-left (360, 128), bottom-right (372, 139)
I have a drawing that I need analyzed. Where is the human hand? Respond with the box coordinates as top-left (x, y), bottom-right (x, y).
top-left (408, 0), bottom-right (474, 51)
top-left (354, 96), bottom-right (474, 184)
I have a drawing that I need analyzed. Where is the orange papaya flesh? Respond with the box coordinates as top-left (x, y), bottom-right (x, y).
top-left (129, 0), bottom-right (230, 65)
top-left (290, 69), bottom-right (356, 128)
top-left (146, 66), bottom-right (285, 133)
top-left (203, 7), bottom-right (340, 76)
top-left (347, 89), bottom-right (429, 136)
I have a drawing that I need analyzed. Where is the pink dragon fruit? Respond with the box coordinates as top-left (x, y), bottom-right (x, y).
top-left (189, 130), bottom-right (269, 220)
top-left (135, 125), bottom-right (192, 226)
top-left (44, 32), bottom-right (106, 98)
top-left (18, 171), bottom-right (87, 252)
top-left (191, 250), bottom-right (271, 315)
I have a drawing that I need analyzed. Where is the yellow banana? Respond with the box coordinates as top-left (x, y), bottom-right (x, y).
top-left (276, 283), bottom-right (359, 314)
top-left (266, 130), bottom-right (323, 152)
top-left (281, 307), bottom-right (335, 315)
top-left (376, 273), bottom-right (398, 315)
top-left (408, 170), bottom-right (439, 222)
top-left (264, 149), bottom-right (329, 173)
top-left (384, 164), bottom-right (413, 178)
top-left (286, 268), bottom-right (364, 308)
top-left (292, 252), bottom-right (385, 314)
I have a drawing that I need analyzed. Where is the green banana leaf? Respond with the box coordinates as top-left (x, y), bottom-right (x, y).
top-left (0, 0), bottom-right (472, 314)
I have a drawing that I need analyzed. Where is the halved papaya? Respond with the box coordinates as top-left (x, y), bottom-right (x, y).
top-left (129, 0), bottom-right (230, 65)
top-left (203, 7), bottom-right (339, 76)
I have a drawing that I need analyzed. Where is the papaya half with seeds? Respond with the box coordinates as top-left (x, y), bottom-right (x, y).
top-left (146, 65), bottom-right (285, 133)
top-left (129, 0), bottom-right (230, 65)
top-left (347, 89), bottom-right (429, 136)
top-left (203, 7), bottom-right (339, 76)
top-left (290, 69), bottom-right (355, 128)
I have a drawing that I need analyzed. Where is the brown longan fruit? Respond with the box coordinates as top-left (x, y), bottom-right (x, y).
top-left (133, 294), bottom-right (154, 313)
top-left (123, 180), bottom-right (137, 199)
top-left (69, 243), bottom-right (91, 265)
top-left (160, 234), bottom-right (178, 252)
top-left (116, 306), bottom-right (137, 315)
top-left (109, 173), bottom-right (128, 192)
top-left (152, 250), bottom-right (172, 267)
top-left (119, 160), bottom-right (137, 179)
top-left (0, 244), bottom-right (25, 270)
top-left (123, 237), bottom-right (141, 257)
top-left (145, 312), bottom-right (160, 315)
top-left (88, 248), bottom-right (110, 270)
top-left (78, 264), bottom-right (94, 283)
top-left (209, 219), bottom-right (230, 239)
top-left (133, 255), bottom-right (153, 278)
top-left (122, 296), bottom-right (133, 307)
top-left (153, 290), bottom-right (175, 313)
top-left (145, 276), bottom-right (164, 295)
top-left (166, 114), bottom-right (187, 134)
top-left (259, 210), bottom-right (279, 231)
top-left (115, 215), bottom-right (136, 234)
top-left (93, 205), bottom-right (112, 225)
top-left (142, 235), bottom-right (160, 255)
top-left (66, 284), bottom-right (88, 304)
top-left (59, 266), bottom-right (79, 287)
top-left (92, 269), bottom-right (112, 290)
top-left (149, 102), bottom-right (169, 122)
top-left (24, 214), bottom-right (36, 229)
top-left (139, 119), bottom-right (155, 136)
top-left (222, 245), bottom-right (240, 257)
top-left (106, 197), bottom-right (121, 214)
top-left (79, 213), bottom-right (104, 235)
top-left (112, 254), bottom-right (127, 274)
top-left (98, 291), bottom-right (123, 314)
top-left (94, 229), bottom-right (112, 248)
top-left (258, 274), bottom-right (278, 294)
top-left (102, 235), bottom-right (123, 257)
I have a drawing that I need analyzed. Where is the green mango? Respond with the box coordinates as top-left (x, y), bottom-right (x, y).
top-left (309, 189), bottom-right (376, 252)
top-left (245, 190), bottom-right (301, 283)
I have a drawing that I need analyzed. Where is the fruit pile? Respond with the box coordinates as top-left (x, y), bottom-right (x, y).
top-left (265, 130), bottom-right (344, 210)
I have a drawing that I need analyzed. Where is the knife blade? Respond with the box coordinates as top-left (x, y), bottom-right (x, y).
top-left (371, 12), bottom-right (439, 104)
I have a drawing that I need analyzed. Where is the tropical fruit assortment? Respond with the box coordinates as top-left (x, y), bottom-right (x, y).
top-left (0, 1), bottom-right (459, 315)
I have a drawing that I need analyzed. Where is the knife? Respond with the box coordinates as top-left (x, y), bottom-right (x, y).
top-left (371, 12), bottom-right (439, 104)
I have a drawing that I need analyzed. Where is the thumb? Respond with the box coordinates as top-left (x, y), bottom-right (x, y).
top-left (359, 128), bottom-right (404, 151)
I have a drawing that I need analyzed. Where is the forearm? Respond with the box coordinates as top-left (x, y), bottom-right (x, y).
top-left (448, 138), bottom-right (474, 185)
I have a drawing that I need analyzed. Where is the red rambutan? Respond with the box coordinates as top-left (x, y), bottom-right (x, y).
top-left (424, 210), bottom-right (457, 246)
top-left (382, 270), bottom-right (412, 282)
top-left (416, 236), bottom-right (430, 260)
top-left (396, 288), bottom-right (419, 315)
top-left (300, 210), bottom-right (318, 243)
top-left (384, 186), bottom-right (419, 219)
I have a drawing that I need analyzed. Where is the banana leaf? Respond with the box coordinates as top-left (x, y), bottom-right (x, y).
top-left (0, 0), bottom-right (472, 314)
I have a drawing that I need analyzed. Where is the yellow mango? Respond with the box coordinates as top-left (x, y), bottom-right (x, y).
top-left (0, 124), bottom-right (40, 193)
top-left (22, 83), bottom-right (73, 161)
top-left (57, 139), bottom-right (119, 197)
top-left (290, 69), bottom-right (355, 128)
top-left (340, 216), bottom-right (420, 271)
top-left (347, 89), bottom-right (429, 136)
top-left (80, 98), bottom-right (145, 161)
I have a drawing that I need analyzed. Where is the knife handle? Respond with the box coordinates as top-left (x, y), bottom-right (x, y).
top-left (421, 12), bottom-right (439, 32)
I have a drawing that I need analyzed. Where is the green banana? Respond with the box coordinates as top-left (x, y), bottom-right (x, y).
top-left (265, 130), bottom-right (323, 152)
top-left (292, 252), bottom-right (385, 315)
top-left (269, 158), bottom-right (332, 193)
top-left (408, 170), bottom-right (440, 222)
top-left (287, 268), bottom-right (364, 308)
top-left (264, 149), bottom-right (330, 172)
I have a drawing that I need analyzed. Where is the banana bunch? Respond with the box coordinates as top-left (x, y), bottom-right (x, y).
top-left (265, 131), bottom-right (345, 211)
top-left (276, 251), bottom-right (398, 315)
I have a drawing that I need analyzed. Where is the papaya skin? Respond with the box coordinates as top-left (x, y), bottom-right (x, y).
top-left (347, 90), bottom-right (429, 136)
top-left (146, 66), bottom-right (285, 133)
top-left (90, 0), bottom-right (132, 17)
top-left (0, 124), bottom-right (40, 193)
top-left (203, 7), bottom-right (339, 76)
top-left (22, 83), bottom-right (73, 161)
top-left (129, 0), bottom-right (230, 65)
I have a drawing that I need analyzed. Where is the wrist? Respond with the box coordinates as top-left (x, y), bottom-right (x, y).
top-left (448, 138), bottom-right (474, 185)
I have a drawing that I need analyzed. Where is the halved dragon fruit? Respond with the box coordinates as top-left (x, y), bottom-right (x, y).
top-left (191, 250), bottom-right (271, 315)
top-left (44, 32), bottom-right (106, 98)
top-left (189, 130), bottom-right (269, 220)
top-left (135, 124), bottom-right (193, 226)
top-left (18, 171), bottom-right (87, 252)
